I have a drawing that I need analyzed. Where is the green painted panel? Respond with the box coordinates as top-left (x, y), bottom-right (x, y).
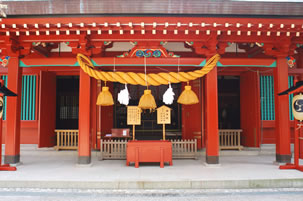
top-left (288, 76), bottom-right (294, 121)
top-left (22, 76), bottom-right (26, 120)
top-left (260, 76), bottom-right (264, 120)
top-left (32, 76), bottom-right (36, 120)
top-left (217, 61), bottom-right (276, 68)
top-left (20, 75), bottom-right (36, 120)
top-left (260, 75), bottom-right (294, 121)
top-left (260, 75), bottom-right (275, 120)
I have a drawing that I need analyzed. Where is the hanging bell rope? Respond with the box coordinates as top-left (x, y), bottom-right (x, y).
top-left (96, 82), bottom-right (114, 106)
top-left (138, 89), bottom-right (157, 111)
top-left (138, 57), bottom-right (157, 111)
top-left (177, 82), bottom-right (199, 105)
top-left (77, 53), bottom-right (220, 86)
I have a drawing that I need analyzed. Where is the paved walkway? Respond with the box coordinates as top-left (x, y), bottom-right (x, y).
top-left (0, 145), bottom-right (303, 189)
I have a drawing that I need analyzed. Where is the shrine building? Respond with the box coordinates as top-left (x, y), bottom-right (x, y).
top-left (0, 0), bottom-right (303, 165)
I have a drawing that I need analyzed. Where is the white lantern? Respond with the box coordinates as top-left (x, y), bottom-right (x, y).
top-left (292, 93), bottom-right (303, 121)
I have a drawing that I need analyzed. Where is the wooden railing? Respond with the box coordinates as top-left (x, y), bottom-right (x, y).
top-left (99, 139), bottom-right (198, 160)
top-left (171, 139), bottom-right (198, 159)
top-left (55, 129), bottom-right (242, 153)
top-left (55, 129), bottom-right (78, 151)
top-left (99, 139), bottom-right (127, 160)
top-left (219, 129), bottom-right (243, 150)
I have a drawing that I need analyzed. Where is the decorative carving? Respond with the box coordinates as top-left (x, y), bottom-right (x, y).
top-left (190, 37), bottom-right (224, 56)
top-left (67, 36), bottom-right (104, 56)
top-left (0, 37), bottom-right (30, 57)
top-left (0, 56), bottom-right (10, 67)
top-left (286, 56), bottom-right (296, 68)
top-left (32, 42), bottom-right (58, 57)
top-left (263, 40), bottom-right (295, 57)
top-left (117, 42), bottom-right (178, 58)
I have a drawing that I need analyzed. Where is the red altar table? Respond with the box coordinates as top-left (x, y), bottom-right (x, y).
top-left (126, 140), bottom-right (173, 168)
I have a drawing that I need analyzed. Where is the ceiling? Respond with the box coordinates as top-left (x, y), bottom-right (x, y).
top-left (2, 0), bottom-right (303, 17)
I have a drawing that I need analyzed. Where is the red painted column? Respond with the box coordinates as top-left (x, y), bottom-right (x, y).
top-left (297, 49), bottom-right (303, 158)
top-left (205, 66), bottom-right (219, 164)
top-left (274, 57), bottom-right (291, 163)
top-left (4, 56), bottom-right (22, 164)
top-left (78, 69), bottom-right (91, 164)
top-left (90, 78), bottom-right (97, 150)
top-left (96, 80), bottom-right (102, 150)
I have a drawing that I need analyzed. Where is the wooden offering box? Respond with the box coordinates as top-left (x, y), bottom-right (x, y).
top-left (126, 140), bottom-right (173, 168)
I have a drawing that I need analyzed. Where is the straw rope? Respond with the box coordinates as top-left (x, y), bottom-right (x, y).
top-left (77, 53), bottom-right (220, 86)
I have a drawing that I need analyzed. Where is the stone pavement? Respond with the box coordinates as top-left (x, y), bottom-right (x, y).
top-left (0, 144), bottom-right (303, 189)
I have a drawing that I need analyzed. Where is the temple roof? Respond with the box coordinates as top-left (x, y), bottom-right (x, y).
top-left (2, 0), bottom-right (303, 17)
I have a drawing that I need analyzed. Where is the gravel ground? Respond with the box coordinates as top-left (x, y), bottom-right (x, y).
top-left (0, 188), bottom-right (302, 201)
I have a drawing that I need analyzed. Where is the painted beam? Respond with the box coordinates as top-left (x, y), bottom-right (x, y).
top-left (19, 57), bottom-right (276, 68)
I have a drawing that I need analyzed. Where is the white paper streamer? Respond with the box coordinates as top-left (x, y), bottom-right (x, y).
top-left (118, 84), bottom-right (130, 105)
top-left (163, 83), bottom-right (175, 105)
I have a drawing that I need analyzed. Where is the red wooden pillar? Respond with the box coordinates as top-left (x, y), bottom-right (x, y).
top-left (274, 57), bottom-right (291, 163)
top-left (4, 56), bottom-right (22, 164)
top-left (78, 69), bottom-right (91, 164)
top-left (96, 80), bottom-right (102, 150)
top-left (297, 49), bottom-right (303, 158)
top-left (205, 66), bottom-right (219, 164)
top-left (90, 78), bottom-right (97, 150)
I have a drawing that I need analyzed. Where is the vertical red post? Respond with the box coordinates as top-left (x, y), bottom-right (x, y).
top-left (90, 78), bottom-right (97, 149)
top-left (0, 91), bottom-right (16, 171)
top-left (296, 49), bottom-right (303, 159)
top-left (0, 94), bottom-right (3, 166)
top-left (5, 56), bottom-right (22, 164)
top-left (294, 119), bottom-right (299, 166)
top-left (274, 57), bottom-right (291, 163)
top-left (78, 69), bottom-right (91, 164)
top-left (205, 66), bottom-right (219, 164)
top-left (96, 80), bottom-right (102, 150)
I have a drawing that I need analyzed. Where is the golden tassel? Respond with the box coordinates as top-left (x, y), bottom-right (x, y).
top-left (138, 89), bottom-right (157, 111)
top-left (177, 84), bottom-right (199, 105)
top-left (96, 86), bottom-right (114, 106)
